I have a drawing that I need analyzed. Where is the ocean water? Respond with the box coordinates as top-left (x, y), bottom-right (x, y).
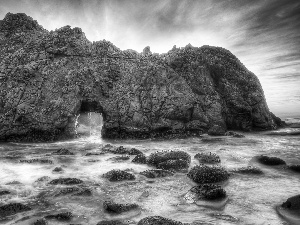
top-left (0, 119), bottom-right (300, 225)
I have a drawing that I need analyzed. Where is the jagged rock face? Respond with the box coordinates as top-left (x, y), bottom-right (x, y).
top-left (0, 13), bottom-right (277, 141)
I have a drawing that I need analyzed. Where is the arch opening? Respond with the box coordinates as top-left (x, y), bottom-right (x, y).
top-left (75, 100), bottom-right (104, 137)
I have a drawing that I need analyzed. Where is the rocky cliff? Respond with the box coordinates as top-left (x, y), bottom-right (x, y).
top-left (0, 13), bottom-right (279, 141)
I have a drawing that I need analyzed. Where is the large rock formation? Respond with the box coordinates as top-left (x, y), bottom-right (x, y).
top-left (0, 13), bottom-right (279, 141)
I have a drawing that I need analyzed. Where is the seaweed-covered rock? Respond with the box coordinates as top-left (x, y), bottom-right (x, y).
top-left (231, 166), bottom-right (263, 175)
top-left (140, 169), bottom-right (174, 178)
top-left (0, 190), bottom-right (11, 196)
top-left (103, 170), bottom-right (135, 181)
top-left (208, 125), bottom-right (226, 136)
top-left (49, 178), bottom-right (83, 185)
top-left (97, 221), bottom-right (126, 225)
top-left (187, 165), bottom-right (229, 184)
top-left (52, 167), bottom-right (63, 172)
top-left (189, 184), bottom-right (226, 200)
top-left (107, 146), bottom-right (142, 155)
top-left (52, 148), bottom-right (74, 155)
top-left (132, 154), bottom-right (147, 164)
top-left (44, 212), bottom-right (73, 221)
top-left (148, 151), bottom-right (191, 171)
top-left (288, 165), bottom-right (300, 173)
top-left (33, 218), bottom-right (47, 225)
top-left (281, 195), bottom-right (300, 210)
top-left (256, 155), bottom-right (286, 166)
top-left (194, 152), bottom-right (221, 164)
top-left (0, 203), bottom-right (31, 217)
top-left (19, 158), bottom-right (53, 164)
top-left (137, 216), bottom-right (183, 225)
top-left (103, 201), bottom-right (138, 213)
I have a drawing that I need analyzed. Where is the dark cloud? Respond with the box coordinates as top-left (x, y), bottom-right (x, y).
top-left (0, 0), bottom-right (299, 117)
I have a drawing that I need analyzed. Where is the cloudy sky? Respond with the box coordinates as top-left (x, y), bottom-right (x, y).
top-left (1, 0), bottom-right (299, 118)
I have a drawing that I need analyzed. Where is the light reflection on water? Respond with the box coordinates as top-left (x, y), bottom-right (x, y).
top-left (0, 126), bottom-right (300, 224)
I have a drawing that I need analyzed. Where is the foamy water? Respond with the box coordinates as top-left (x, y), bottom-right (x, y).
top-left (0, 124), bottom-right (300, 224)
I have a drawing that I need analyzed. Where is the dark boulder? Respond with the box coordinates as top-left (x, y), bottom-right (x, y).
top-left (189, 184), bottom-right (226, 200)
top-left (52, 148), bottom-right (74, 155)
top-left (256, 155), bottom-right (286, 166)
top-left (108, 156), bottom-right (130, 162)
top-left (44, 212), bottom-right (73, 221)
top-left (103, 169), bottom-right (135, 181)
top-left (148, 151), bottom-right (191, 171)
top-left (0, 190), bottom-right (11, 196)
top-left (52, 167), bottom-right (63, 172)
top-left (281, 195), bottom-right (300, 210)
top-left (49, 178), bottom-right (83, 185)
top-left (132, 154), bottom-right (147, 164)
top-left (140, 169), bottom-right (174, 178)
top-left (0, 203), bottom-right (31, 217)
top-left (188, 165), bottom-right (229, 184)
top-left (194, 152), bottom-right (221, 164)
top-left (32, 218), bottom-right (47, 225)
top-left (103, 200), bottom-right (138, 213)
top-left (288, 165), bottom-right (300, 173)
top-left (137, 216), bottom-right (183, 225)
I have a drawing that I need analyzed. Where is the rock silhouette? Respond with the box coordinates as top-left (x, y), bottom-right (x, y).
top-left (0, 13), bottom-right (279, 141)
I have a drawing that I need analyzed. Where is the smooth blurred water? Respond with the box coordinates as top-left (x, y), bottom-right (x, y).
top-left (0, 122), bottom-right (300, 224)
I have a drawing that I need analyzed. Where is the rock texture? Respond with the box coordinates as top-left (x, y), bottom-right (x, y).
top-left (0, 13), bottom-right (279, 141)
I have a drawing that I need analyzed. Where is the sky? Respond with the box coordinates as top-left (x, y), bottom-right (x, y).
top-left (0, 0), bottom-right (299, 118)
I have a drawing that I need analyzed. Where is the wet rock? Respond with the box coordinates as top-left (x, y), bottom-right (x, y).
top-left (107, 146), bottom-right (142, 155)
top-left (5, 181), bottom-right (23, 185)
top-left (0, 203), bottom-right (31, 217)
top-left (231, 166), bottom-right (263, 175)
top-left (282, 195), bottom-right (300, 210)
top-left (189, 184), bottom-right (226, 200)
top-left (225, 131), bottom-right (245, 138)
top-left (85, 152), bottom-right (103, 156)
top-left (53, 186), bottom-right (80, 196)
top-left (188, 165), bottom-right (230, 184)
top-left (140, 169), bottom-right (174, 178)
top-left (0, 190), bottom-right (11, 196)
top-left (148, 151), bottom-right (191, 171)
top-left (53, 167), bottom-right (63, 172)
top-left (33, 218), bottom-right (47, 225)
top-left (97, 221), bottom-right (126, 225)
top-left (132, 154), bottom-right (147, 164)
top-left (108, 156), bottom-right (130, 162)
top-left (194, 152), bottom-right (221, 164)
top-left (256, 155), bottom-right (286, 166)
top-left (137, 216), bottom-right (183, 225)
top-left (52, 148), bottom-right (74, 155)
top-left (103, 200), bottom-right (138, 213)
top-left (45, 212), bottom-right (73, 221)
top-left (208, 125), bottom-right (226, 136)
top-left (288, 165), bottom-right (300, 173)
top-left (19, 158), bottom-right (53, 164)
top-left (103, 169), bottom-right (135, 181)
top-left (49, 178), bottom-right (83, 185)
top-left (73, 188), bottom-right (92, 196)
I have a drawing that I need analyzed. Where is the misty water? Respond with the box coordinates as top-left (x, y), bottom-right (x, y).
top-left (1, 115), bottom-right (300, 225)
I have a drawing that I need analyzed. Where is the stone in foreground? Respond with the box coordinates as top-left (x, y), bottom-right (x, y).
top-left (103, 200), bottom-right (138, 213)
top-left (188, 165), bottom-right (229, 184)
top-left (137, 216), bottom-right (183, 225)
top-left (103, 169), bottom-right (135, 181)
top-left (0, 203), bottom-right (31, 217)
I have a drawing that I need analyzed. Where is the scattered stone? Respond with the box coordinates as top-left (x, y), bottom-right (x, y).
top-left (107, 146), bottom-right (142, 155)
top-left (52, 148), bottom-right (74, 155)
top-left (33, 218), bottom-right (47, 225)
top-left (148, 151), bottom-right (191, 171)
top-left (73, 188), bottom-right (92, 196)
top-left (0, 190), bottom-right (11, 196)
top-left (231, 166), bottom-right (263, 175)
top-left (288, 165), bottom-right (300, 173)
top-left (256, 155), bottom-right (286, 166)
top-left (194, 152), bottom-right (221, 164)
top-left (189, 184), bottom-right (226, 200)
top-left (19, 158), bottom-right (53, 164)
top-left (97, 221), bottom-right (126, 225)
top-left (49, 178), bottom-right (83, 185)
top-left (103, 169), bottom-right (135, 181)
top-left (140, 169), bottom-right (174, 178)
top-left (0, 203), bottom-right (31, 217)
top-left (137, 216), bottom-right (183, 225)
top-left (45, 212), bottom-right (73, 221)
top-left (108, 156), bottom-right (130, 162)
top-left (188, 165), bottom-right (230, 184)
top-left (103, 200), bottom-right (138, 213)
top-left (53, 167), bottom-right (63, 172)
top-left (5, 181), bottom-right (23, 185)
top-left (208, 125), bottom-right (226, 136)
top-left (282, 195), bottom-right (300, 210)
top-left (85, 152), bottom-right (103, 156)
top-left (132, 154), bottom-right (147, 164)
top-left (225, 131), bottom-right (245, 138)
